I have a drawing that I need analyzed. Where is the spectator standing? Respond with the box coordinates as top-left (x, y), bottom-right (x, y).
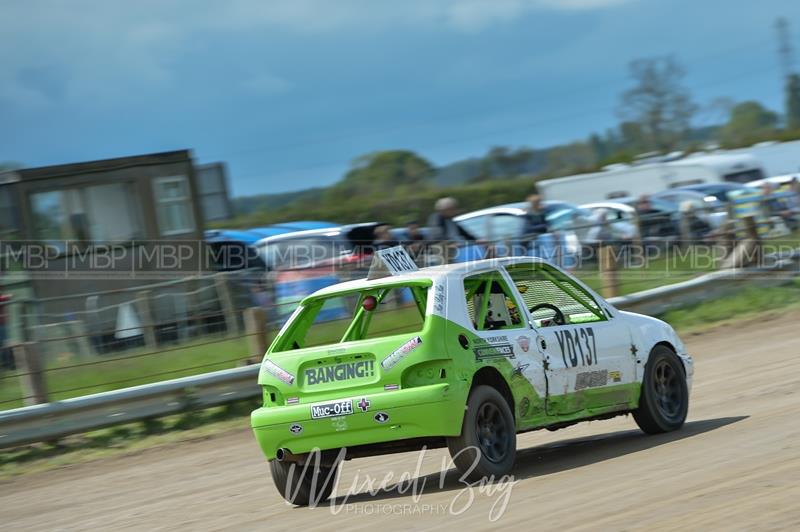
top-left (679, 201), bottom-right (712, 243)
top-left (427, 197), bottom-right (477, 242)
top-left (761, 182), bottom-right (798, 232)
top-left (403, 220), bottom-right (426, 257)
top-left (636, 195), bottom-right (669, 238)
top-left (372, 224), bottom-right (400, 250)
top-left (521, 194), bottom-right (550, 257)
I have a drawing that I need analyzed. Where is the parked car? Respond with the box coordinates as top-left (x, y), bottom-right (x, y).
top-left (453, 201), bottom-right (590, 267)
top-left (650, 189), bottom-right (727, 229)
top-left (746, 173), bottom-right (800, 189)
top-left (255, 223), bottom-right (382, 319)
top-left (579, 202), bottom-right (640, 241)
top-left (671, 183), bottom-right (759, 204)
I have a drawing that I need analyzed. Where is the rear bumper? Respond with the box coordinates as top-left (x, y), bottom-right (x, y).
top-left (251, 383), bottom-right (464, 460)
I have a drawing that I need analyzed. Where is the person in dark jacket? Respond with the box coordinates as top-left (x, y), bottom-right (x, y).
top-left (522, 194), bottom-right (549, 238)
top-left (427, 197), bottom-right (477, 242)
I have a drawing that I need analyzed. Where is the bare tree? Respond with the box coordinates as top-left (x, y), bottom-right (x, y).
top-left (617, 56), bottom-right (697, 152)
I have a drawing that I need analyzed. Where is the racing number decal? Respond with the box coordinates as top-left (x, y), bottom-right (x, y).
top-left (554, 327), bottom-right (597, 368)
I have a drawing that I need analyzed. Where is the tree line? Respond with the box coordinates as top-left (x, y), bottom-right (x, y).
top-left (226, 54), bottom-right (800, 228)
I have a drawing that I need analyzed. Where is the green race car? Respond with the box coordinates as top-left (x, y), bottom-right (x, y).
top-left (251, 250), bottom-right (693, 505)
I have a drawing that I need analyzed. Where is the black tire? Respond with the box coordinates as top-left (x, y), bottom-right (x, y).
top-left (633, 345), bottom-right (689, 434)
top-left (447, 385), bottom-right (516, 482)
top-left (269, 458), bottom-right (338, 506)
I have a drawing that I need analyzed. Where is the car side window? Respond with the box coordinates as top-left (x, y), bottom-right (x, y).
top-left (463, 271), bottom-right (524, 331)
top-left (505, 263), bottom-right (606, 325)
top-left (457, 215), bottom-right (490, 240)
top-left (491, 214), bottom-right (525, 240)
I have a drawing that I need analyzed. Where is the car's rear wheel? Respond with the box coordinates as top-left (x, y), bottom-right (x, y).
top-left (633, 345), bottom-right (689, 434)
top-left (269, 458), bottom-right (338, 506)
top-left (447, 385), bottom-right (516, 482)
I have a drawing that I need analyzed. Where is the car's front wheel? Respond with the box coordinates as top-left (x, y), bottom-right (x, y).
top-left (269, 458), bottom-right (338, 506)
top-left (633, 345), bottom-right (689, 434)
top-left (447, 385), bottom-right (516, 482)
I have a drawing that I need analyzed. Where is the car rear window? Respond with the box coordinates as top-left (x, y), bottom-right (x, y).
top-left (272, 284), bottom-right (429, 352)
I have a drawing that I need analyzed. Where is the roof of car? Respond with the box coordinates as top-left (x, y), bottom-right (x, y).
top-left (454, 200), bottom-right (572, 220)
top-left (580, 202), bottom-right (636, 212)
top-left (308, 256), bottom-right (551, 298)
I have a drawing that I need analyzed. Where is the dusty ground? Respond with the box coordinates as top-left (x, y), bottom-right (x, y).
top-left (2, 313), bottom-right (800, 531)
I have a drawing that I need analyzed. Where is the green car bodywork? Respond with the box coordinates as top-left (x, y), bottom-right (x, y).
top-left (251, 265), bottom-right (644, 462)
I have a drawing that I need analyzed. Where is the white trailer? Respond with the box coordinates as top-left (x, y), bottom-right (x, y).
top-left (537, 153), bottom-right (765, 204)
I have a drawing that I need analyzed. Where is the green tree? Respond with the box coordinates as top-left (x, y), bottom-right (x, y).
top-left (786, 73), bottom-right (800, 131)
top-left (330, 150), bottom-right (433, 196)
top-left (617, 56), bottom-right (697, 152)
top-left (720, 101), bottom-right (778, 147)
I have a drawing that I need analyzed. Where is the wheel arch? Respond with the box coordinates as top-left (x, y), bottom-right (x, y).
top-left (651, 341), bottom-right (686, 376)
top-left (469, 366), bottom-right (515, 420)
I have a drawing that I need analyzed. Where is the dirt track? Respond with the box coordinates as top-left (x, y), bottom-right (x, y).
top-left (3, 313), bottom-right (800, 531)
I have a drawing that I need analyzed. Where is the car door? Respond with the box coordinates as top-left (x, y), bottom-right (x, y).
top-left (462, 269), bottom-right (548, 411)
top-left (504, 261), bottom-right (637, 416)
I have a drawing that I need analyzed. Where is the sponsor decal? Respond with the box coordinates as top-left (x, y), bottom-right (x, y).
top-left (473, 337), bottom-right (515, 360)
top-left (311, 400), bottom-right (354, 419)
top-left (511, 362), bottom-right (530, 378)
top-left (516, 335), bottom-right (531, 353)
top-left (332, 416), bottom-right (348, 432)
top-left (575, 369), bottom-right (608, 391)
top-left (381, 336), bottom-right (423, 370)
top-left (374, 412), bottom-right (390, 424)
top-left (554, 326), bottom-right (597, 368)
top-left (286, 396), bottom-right (299, 405)
top-left (289, 423), bottom-right (303, 435)
top-left (433, 283), bottom-right (446, 314)
top-left (357, 397), bottom-right (371, 412)
top-left (263, 359), bottom-right (295, 385)
top-left (384, 383), bottom-right (400, 391)
top-left (305, 360), bottom-right (374, 385)
top-left (609, 370), bottom-right (622, 383)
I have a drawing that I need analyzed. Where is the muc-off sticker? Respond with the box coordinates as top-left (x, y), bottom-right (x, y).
top-left (382, 336), bottom-right (422, 370)
top-left (310, 400), bottom-right (354, 419)
top-left (263, 359), bottom-right (295, 385)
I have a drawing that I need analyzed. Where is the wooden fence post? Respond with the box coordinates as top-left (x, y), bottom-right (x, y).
top-left (13, 343), bottom-right (48, 405)
top-left (136, 290), bottom-right (157, 349)
top-left (599, 244), bottom-right (619, 299)
top-left (214, 273), bottom-right (240, 336)
top-left (243, 307), bottom-right (267, 365)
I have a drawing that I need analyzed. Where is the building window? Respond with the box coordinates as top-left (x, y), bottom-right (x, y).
top-left (30, 183), bottom-right (142, 244)
top-left (85, 183), bottom-right (143, 241)
top-left (154, 176), bottom-right (195, 236)
top-left (30, 189), bottom-right (90, 241)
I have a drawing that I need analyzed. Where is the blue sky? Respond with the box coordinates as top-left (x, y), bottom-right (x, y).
top-left (3, 0), bottom-right (800, 196)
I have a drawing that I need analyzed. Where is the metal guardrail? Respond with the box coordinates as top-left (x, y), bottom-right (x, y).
top-left (1, 250), bottom-right (798, 449)
top-left (0, 364), bottom-right (259, 448)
